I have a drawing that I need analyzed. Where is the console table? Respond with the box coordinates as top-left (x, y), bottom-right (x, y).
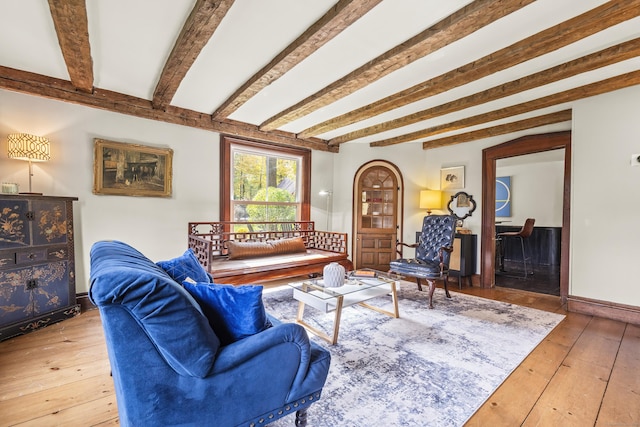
top-left (0, 194), bottom-right (79, 341)
top-left (417, 231), bottom-right (476, 288)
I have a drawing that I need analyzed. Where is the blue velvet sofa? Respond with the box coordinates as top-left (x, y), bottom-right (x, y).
top-left (89, 240), bottom-right (330, 427)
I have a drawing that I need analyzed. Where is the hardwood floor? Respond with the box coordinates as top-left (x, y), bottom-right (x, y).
top-left (1, 282), bottom-right (638, 426)
top-left (495, 260), bottom-right (561, 296)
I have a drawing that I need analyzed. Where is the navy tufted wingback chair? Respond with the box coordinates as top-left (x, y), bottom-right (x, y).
top-left (389, 215), bottom-right (457, 308)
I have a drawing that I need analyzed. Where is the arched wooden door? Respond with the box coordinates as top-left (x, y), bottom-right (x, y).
top-left (352, 160), bottom-right (403, 271)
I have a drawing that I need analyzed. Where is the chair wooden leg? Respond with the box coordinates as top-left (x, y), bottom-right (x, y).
top-left (295, 409), bottom-right (308, 426)
top-left (416, 277), bottom-right (423, 292)
top-left (427, 279), bottom-right (435, 309)
top-left (443, 276), bottom-right (451, 299)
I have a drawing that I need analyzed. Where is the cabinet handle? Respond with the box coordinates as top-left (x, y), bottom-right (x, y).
top-left (26, 279), bottom-right (38, 290)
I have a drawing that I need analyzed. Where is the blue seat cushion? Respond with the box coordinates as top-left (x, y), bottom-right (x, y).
top-left (183, 281), bottom-right (272, 345)
top-left (157, 248), bottom-right (212, 284)
top-left (389, 258), bottom-right (445, 279)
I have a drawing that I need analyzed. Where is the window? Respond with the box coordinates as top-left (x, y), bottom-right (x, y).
top-left (221, 136), bottom-right (310, 222)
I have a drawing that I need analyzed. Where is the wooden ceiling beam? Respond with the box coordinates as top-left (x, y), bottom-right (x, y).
top-left (370, 70), bottom-right (640, 147)
top-left (47, 0), bottom-right (93, 93)
top-left (212, 0), bottom-right (382, 120)
top-left (152, 0), bottom-right (235, 111)
top-left (329, 37), bottom-right (640, 145)
top-left (420, 110), bottom-right (572, 150)
top-left (309, 0), bottom-right (640, 139)
top-left (0, 66), bottom-right (333, 152)
top-left (259, 0), bottom-right (534, 132)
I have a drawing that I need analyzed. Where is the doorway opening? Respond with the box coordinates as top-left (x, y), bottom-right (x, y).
top-left (494, 149), bottom-right (565, 296)
top-left (481, 132), bottom-right (570, 303)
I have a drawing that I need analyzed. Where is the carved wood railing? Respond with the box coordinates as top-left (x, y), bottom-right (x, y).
top-left (188, 221), bottom-right (349, 271)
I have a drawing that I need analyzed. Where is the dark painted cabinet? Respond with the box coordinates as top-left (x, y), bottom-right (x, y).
top-left (0, 194), bottom-right (79, 341)
top-left (496, 225), bottom-right (561, 267)
top-left (416, 232), bottom-right (476, 287)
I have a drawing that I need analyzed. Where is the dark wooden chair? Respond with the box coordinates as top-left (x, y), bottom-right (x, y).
top-left (389, 215), bottom-right (457, 308)
top-left (497, 218), bottom-right (536, 278)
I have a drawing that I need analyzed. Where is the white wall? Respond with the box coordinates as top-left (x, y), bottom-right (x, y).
top-left (496, 156), bottom-right (565, 227)
top-left (0, 90), bottom-right (331, 293)
top-left (571, 85), bottom-right (640, 304)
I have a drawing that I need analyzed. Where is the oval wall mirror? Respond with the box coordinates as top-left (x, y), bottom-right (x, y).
top-left (447, 191), bottom-right (476, 220)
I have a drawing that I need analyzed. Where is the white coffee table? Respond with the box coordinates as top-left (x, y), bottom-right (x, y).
top-left (289, 272), bottom-right (400, 344)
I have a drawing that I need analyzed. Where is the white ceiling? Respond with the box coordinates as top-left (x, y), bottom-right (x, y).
top-left (1, 0), bottom-right (639, 150)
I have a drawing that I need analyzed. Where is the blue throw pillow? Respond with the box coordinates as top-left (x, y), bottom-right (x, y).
top-left (156, 248), bottom-right (211, 284)
top-left (182, 281), bottom-right (272, 345)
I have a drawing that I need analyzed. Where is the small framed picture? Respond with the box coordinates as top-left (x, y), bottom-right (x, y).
top-left (440, 166), bottom-right (465, 190)
top-left (457, 193), bottom-right (470, 207)
top-left (93, 138), bottom-right (173, 197)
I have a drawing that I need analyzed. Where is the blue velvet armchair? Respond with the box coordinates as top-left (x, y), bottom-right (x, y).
top-left (89, 240), bottom-right (330, 427)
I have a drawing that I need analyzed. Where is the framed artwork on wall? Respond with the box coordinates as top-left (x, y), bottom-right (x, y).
top-left (495, 176), bottom-right (511, 217)
top-left (93, 138), bottom-right (173, 197)
top-left (440, 166), bottom-right (464, 190)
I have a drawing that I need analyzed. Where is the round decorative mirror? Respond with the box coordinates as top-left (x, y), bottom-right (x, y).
top-left (447, 191), bottom-right (476, 220)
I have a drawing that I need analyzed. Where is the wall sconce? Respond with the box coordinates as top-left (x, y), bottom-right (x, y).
top-left (419, 189), bottom-right (442, 215)
top-left (7, 133), bottom-right (51, 194)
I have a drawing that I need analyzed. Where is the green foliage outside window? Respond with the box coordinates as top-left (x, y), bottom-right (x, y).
top-left (246, 187), bottom-right (296, 222)
top-left (232, 149), bottom-right (299, 223)
top-left (233, 152), bottom-right (297, 202)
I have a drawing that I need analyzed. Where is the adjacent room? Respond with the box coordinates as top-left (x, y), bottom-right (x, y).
top-left (1, 1), bottom-right (639, 426)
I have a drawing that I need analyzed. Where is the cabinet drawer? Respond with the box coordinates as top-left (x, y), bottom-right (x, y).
top-left (16, 249), bottom-right (48, 265)
top-left (0, 252), bottom-right (15, 268)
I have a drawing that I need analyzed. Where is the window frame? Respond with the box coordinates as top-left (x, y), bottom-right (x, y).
top-left (220, 135), bottom-right (311, 222)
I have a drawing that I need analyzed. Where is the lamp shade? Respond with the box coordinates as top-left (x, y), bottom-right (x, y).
top-left (419, 190), bottom-right (442, 211)
top-left (7, 133), bottom-right (51, 162)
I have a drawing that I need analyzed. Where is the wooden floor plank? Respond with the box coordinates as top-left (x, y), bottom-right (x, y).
top-left (563, 317), bottom-right (625, 368)
top-left (543, 310), bottom-right (591, 348)
top-left (0, 310), bottom-right (110, 402)
top-left (522, 317), bottom-right (625, 426)
top-left (0, 340), bottom-right (107, 376)
top-left (0, 312), bottom-right (104, 354)
top-left (466, 312), bottom-right (585, 426)
top-left (596, 324), bottom-right (640, 426)
top-left (13, 394), bottom-right (119, 426)
top-left (0, 375), bottom-right (115, 425)
top-left (524, 359), bottom-right (610, 426)
top-left (466, 352), bottom-right (558, 426)
top-left (0, 358), bottom-right (111, 401)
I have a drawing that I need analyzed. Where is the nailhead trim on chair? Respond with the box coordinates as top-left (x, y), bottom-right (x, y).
top-left (248, 393), bottom-right (321, 426)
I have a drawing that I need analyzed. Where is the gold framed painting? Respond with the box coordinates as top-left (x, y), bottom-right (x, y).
top-left (93, 138), bottom-right (173, 197)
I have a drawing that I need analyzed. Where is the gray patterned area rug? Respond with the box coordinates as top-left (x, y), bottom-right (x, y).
top-left (262, 283), bottom-right (564, 427)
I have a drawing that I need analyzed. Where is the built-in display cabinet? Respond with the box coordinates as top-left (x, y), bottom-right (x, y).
top-left (0, 194), bottom-right (79, 341)
top-left (355, 164), bottom-right (400, 271)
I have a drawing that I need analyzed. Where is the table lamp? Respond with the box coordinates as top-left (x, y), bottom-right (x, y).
top-left (7, 133), bottom-right (51, 194)
top-left (419, 189), bottom-right (442, 215)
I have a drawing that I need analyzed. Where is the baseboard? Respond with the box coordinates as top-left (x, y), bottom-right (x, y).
top-left (76, 292), bottom-right (97, 312)
top-left (567, 295), bottom-right (640, 325)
